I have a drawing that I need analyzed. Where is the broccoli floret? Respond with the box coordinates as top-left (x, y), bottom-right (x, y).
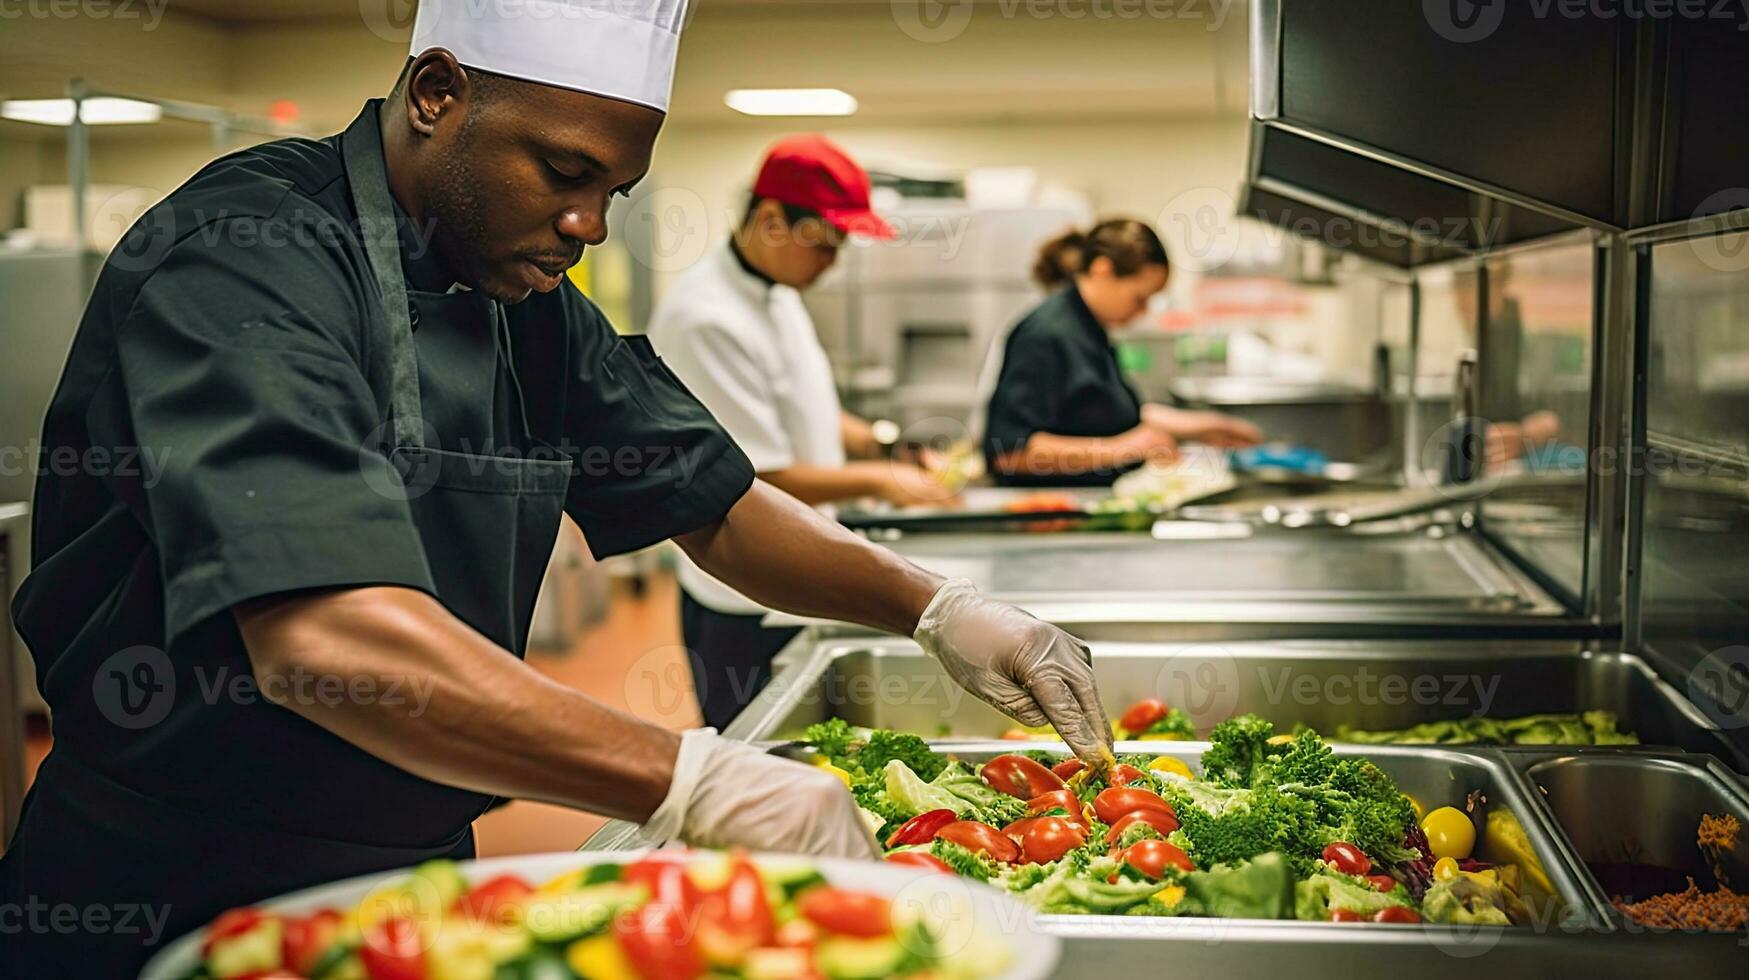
top-left (1144, 708), bottom-right (1197, 739)
top-left (803, 719), bottom-right (859, 762)
top-left (1114, 821), bottom-right (1165, 850)
top-left (930, 839), bottom-right (998, 881)
top-left (1261, 729), bottom-right (1339, 787)
top-left (1171, 783), bottom-right (1324, 878)
top-left (860, 730), bottom-right (947, 781)
top-left (1200, 715), bottom-right (1278, 788)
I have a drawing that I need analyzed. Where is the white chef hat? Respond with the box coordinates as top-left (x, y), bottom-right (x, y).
top-left (409, 0), bottom-right (689, 113)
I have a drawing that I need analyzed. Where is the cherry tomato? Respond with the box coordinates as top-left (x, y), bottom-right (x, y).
top-left (980, 755), bottom-right (1067, 800)
top-left (1119, 699), bottom-right (1169, 735)
top-left (614, 861), bottom-right (705, 979)
top-left (1104, 808), bottom-right (1180, 844)
top-left (1001, 817), bottom-right (1043, 841)
top-left (452, 873), bottom-right (533, 927)
top-left (1328, 909), bottom-right (1365, 923)
top-left (1026, 789), bottom-right (1086, 823)
top-left (885, 851), bottom-right (954, 874)
top-left (1366, 875), bottom-right (1400, 894)
top-left (885, 809), bottom-right (958, 848)
top-left (1051, 758), bottom-right (1087, 780)
top-left (1092, 787), bottom-right (1174, 825)
top-left (1373, 906), bottom-right (1422, 924)
top-left (359, 916), bottom-right (425, 980)
top-left (1119, 839), bottom-right (1194, 879)
top-left (281, 909), bottom-right (343, 975)
top-left (935, 820), bottom-right (1022, 864)
top-left (203, 908), bottom-right (267, 957)
top-left (1108, 764), bottom-right (1147, 786)
top-left (1021, 817), bottom-right (1087, 865)
top-left (797, 888), bottom-right (893, 938)
top-left (1320, 842), bottom-right (1370, 877)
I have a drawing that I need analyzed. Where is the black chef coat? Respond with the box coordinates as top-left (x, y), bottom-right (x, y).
top-left (1, 102), bottom-right (755, 973)
top-left (982, 284), bottom-right (1144, 487)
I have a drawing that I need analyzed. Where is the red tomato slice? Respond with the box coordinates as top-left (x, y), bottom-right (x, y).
top-left (359, 917), bottom-right (425, 980)
top-left (1021, 817), bottom-right (1087, 865)
top-left (1026, 789), bottom-right (1086, 822)
top-left (1119, 699), bottom-right (1169, 735)
top-left (885, 851), bottom-right (954, 874)
top-left (1120, 839), bottom-right (1194, 879)
top-left (934, 820), bottom-right (1022, 864)
top-left (1373, 906), bottom-right (1422, 924)
top-left (1092, 787), bottom-right (1174, 826)
top-left (797, 888), bottom-right (893, 938)
top-left (1366, 875), bottom-right (1401, 894)
top-left (1328, 908), bottom-right (1366, 923)
top-left (281, 909), bottom-right (343, 975)
top-left (614, 861), bottom-right (705, 979)
top-left (203, 908), bottom-right (266, 957)
top-left (697, 855), bottom-right (776, 964)
top-left (1104, 808), bottom-right (1181, 844)
top-left (1320, 842), bottom-right (1370, 877)
top-left (980, 755), bottom-right (1066, 800)
top-left (1108, 764), bottom-right (1146, 787)
top-left (1050, 758), bottom-right (1087, 780)
top-left (452, 873), bottom-right (533, 927)
top-left (886, 809), bottom-right (959, 848)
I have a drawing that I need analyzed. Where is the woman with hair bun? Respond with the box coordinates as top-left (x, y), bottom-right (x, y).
top-left (982, 218), bottom-right (1263, 486)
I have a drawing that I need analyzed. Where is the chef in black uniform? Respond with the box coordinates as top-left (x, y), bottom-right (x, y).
top-left (0, 2), bottom-right (1112, 974)
top-left (984, 218), bottom-right (1263, 486)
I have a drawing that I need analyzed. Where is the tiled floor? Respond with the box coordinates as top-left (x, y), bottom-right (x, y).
top-left (18, 572), bottom-right (699, 858)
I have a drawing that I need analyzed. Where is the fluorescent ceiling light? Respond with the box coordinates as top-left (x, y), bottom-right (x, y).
top-left (724, 88), bottom-right (857, 117)
top-left (1, 97), bottom-right (163, 126)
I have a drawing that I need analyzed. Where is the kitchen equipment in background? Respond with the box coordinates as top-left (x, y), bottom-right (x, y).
top-left (525, 524), bottom-right (611, 652)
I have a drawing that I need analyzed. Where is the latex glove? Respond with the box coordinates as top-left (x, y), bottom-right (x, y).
top-left (643, 729), bottom-right (881, 859)
top-left (914, 579), bottom-right (1114, 764)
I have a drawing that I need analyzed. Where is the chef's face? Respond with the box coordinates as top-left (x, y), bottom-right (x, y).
top-left (749, 199), bottom-right (844, 289)
top-left (1081, 258), bottom-right (1169, 327)
top-left (403, 57), bottom-right (663, 303)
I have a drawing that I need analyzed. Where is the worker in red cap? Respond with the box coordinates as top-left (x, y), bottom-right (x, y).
top-left (649, 135), bottom-right (957, 726)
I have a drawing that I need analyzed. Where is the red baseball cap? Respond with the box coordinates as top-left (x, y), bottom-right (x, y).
top-left (752, 134), bottom-right (895, 240)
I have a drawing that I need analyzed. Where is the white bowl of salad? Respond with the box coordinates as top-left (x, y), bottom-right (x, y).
top-left (141, 849), bottom-right (1061, 980)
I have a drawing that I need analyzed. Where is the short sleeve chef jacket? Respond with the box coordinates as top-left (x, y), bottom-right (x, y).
top-left (982, 284), bottom-right (1143, 487)
top-left (646, 243), bottom-right (845, 614)
top-left (11, 116), bottom-right (755, 835)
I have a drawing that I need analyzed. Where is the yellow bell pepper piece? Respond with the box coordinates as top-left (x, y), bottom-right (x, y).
top-left (1433, 856), bottom-right (1459, 881)
top-left (815, 761), bottom-right (853, 788)
top-left (1153, 884), bottom-right (1186, 908)
top-left (1266, 734), bottom-right (1295, 746)
top-left (568, 935), bottom-right (639, 980)
top-left (1147, 756), bottom-right (1194, 780)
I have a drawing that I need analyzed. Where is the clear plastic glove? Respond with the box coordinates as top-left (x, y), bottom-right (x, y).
top-left (642, 729), bottom-right (881, 859)
top-left (914, 579), bottom-right (1114, 764)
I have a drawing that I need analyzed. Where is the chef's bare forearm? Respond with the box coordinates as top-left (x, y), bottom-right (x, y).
top-left (840, 412), bottom-right (882, 459)
top-left (995, 428), bottom-right (1150, 477)
top-left (234, 587), bottom-right (677, 823)
top-left (759, 462), bottom-right (891, 505)
top-left (676, 480), bottom-right (942, 635)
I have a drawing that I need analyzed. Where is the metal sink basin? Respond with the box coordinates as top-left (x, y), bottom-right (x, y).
top-left (1523, 755), bottom-right (1749, 923)
top-left (741, 638), bottom-right (1732, 762)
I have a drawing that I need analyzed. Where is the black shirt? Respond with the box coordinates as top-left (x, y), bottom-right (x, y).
top-left (982, 285), bottom-right (1143, 487)
top-left (13, 123), bottom-right (754, 836)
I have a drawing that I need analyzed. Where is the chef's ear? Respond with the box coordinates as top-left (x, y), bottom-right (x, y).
top-left (402, 49), bottom-right (470, 137)
top-left (1086, 254), bottom-right (1117, 281)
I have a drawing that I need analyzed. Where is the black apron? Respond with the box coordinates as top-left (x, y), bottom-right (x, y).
top-left (1, 110), bottom-right (572, 979)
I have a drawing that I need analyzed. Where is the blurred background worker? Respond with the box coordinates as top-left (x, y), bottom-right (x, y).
top-left (650, 135), bottom-right (957, 728)
top-left (983, 218), bottom-right (1265, 486)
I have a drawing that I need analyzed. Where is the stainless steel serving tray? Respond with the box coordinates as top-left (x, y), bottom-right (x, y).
top-left (583, 739), bottom-right (1605, 934)
top-left (770, 528), bottom-right (1582, 639)
top-left (1511, 753), bottom-right (1749, 929)
top-left (728, 637), bottom-right (1735, 764)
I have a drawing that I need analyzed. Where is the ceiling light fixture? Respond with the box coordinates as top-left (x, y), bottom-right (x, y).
top-left (1, 97), bottom-right (163, 126)
top-left (724, 88), bottom-right (858, 117)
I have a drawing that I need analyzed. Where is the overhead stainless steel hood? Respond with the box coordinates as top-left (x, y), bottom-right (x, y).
top-left (1239, 0), bottom-right (1749, 267)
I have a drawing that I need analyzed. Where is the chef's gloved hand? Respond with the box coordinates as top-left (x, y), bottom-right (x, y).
top-left (914, 579), bottom-right (1114, 765)
top-left (643, 729), bottom-right (881, 860)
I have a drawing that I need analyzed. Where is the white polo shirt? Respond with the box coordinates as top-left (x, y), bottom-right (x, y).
top-left (647, 243), bottom-right (846, 614)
